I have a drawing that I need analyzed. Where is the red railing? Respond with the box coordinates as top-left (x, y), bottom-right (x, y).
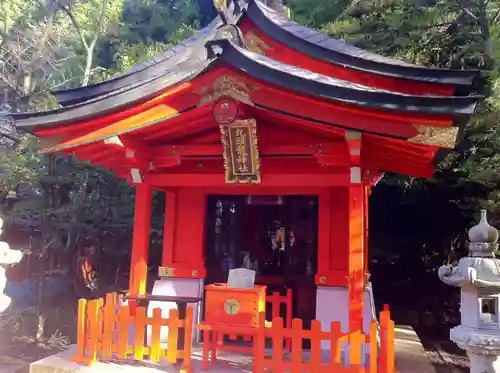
top-left (70, 292), bottom-right (396, 373)
top-left (253, 306), bottom-right (396, 373)
top-left (70, 292), bottom-right (193, 372)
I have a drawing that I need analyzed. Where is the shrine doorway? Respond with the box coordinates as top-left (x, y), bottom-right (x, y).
top-left (204, 195), bottom-right (318, 328)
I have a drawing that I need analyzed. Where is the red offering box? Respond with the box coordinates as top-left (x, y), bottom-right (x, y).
top-left (204, 283), bottom-right (266, 328)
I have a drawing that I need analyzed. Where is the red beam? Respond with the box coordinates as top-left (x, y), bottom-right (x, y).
top-left (234, 68), bottom-right (454, 127)
top-left (152, 143), bottom-right (346, 157)
top-left (142, 108), bottom-right (213, 141)
top-left (145, 172), bottom-right (349, 187)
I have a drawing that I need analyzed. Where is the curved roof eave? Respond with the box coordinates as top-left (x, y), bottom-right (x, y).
top-left (246, 0), bottom-right (484, 93)
top-left (14, 59), bottom-right (213, 131)
top-left (52, 18), bottom-right (223, 107)
top-left (212, 40), bottom-right (484, 118)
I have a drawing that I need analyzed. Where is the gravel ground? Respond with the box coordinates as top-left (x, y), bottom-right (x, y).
top-left (421, 338), bottom-right (469, 373)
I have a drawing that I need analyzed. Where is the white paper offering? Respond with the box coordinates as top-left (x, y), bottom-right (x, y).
top-left (227, 268), bottom-right (256, 288)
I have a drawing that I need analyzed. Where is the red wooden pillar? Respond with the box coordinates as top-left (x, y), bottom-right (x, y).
top-left (346, 131), bottom-right (365, 333)
top-left (162, 190), bottom-right (177, 268)
top-left (159, 189), bottom-right (207, 278)
top-left (129, 183), bottom-right (153, 296)
top-left (364, 183), bottom-right (369, 276)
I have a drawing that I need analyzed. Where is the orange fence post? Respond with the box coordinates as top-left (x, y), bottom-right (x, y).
top-left (268, 292), bottom-right (281, 320)
top-left (285, 289), bottom-right (293, 329)
top-left (290, 318), bottom-right (302, 373)
top-left (117, 305), bottom-right (130, 359)
top-left (349, 330), bottom-right (365, 367)
top-left (166, 309), bottom-right (179, 364)
top-left (271, 317), bottom-right (284, 373)
top-left (133, 306), bottom-right (147, 361)
top-left (253, 312), bottom-right (266, 373)
top-left (329, 321), bottom-right (342, 366)
top-left (310, 320), bottom-right (323, 373)
top-left (182, 306), bottom-right (194, 373)
top-left (379, 305), bottom-right (396, 373)
top-left (150, 308), bottom-right (162, 362)
top-left (101, 292), bottom-right (117, 358)
top-left (69, 298), bottom-right (88, 364)
top-left (85, 298), bottom-right (103, 366)
top-left (284, 289), bottom-right (293, 352)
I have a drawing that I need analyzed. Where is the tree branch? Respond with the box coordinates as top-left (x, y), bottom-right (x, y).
top-left (454, 0), bottom-right (480, 22)
top-left (89, 0), bottom-right (109, 50)
top-left (57, 3), bottom-right (89, 50)
top-left (493, 8), bottom-right (500, 23)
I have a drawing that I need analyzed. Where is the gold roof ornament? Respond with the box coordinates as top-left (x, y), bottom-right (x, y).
top-left (408, 125), bottom-right (459, 149)
top-left (198, 75), bottom-right (257, 106)
top-left (244, 31), bottom-right (272, 55)
top-left (213, 0), bottom-right (227, 12)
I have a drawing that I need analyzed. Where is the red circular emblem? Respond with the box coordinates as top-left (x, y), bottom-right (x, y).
top-left (212, 98), bottom-right (238, 124)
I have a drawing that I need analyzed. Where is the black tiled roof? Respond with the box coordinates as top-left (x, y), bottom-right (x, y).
top-left (212, 40), bottom-right (481, 116)
top-left (52, 18), bottom-right (222, 107)
top-left (14, 38), bottom-right (484, 132)
top-left (246, 0), bottom-right (482, 92)
top-left (50, 0), bottom-right (483, 109)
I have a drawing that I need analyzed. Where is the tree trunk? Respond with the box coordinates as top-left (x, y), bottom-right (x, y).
top-left (81, 45), bottom-right (95, 87)
top-left (36, 314), bottom-right (46, 342)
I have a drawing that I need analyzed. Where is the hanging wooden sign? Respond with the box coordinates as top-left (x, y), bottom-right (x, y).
top-left (220, 119), bottom-right (261, 184)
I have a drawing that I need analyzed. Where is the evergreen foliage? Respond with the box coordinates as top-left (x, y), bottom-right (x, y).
top-left (0, 0), bottom-right (499, 337)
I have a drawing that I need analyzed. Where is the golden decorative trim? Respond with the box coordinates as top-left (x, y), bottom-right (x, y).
top-left (213, 0), bottom-right (227, 12)
top-left (192, 269), bottom-right (199, 277)
top-left (224, 298), bottom-right (240, 315)
top-left (220, 118), bottom-right (261, 184)
top-left (319, 276), bottom-right (327, 284)
top-left (198, 75), bottom-right (256, 107)
top-left (244, 31), bottom-right (271, 55)
top-left (38, 136), bottom-right (63, 154)
top-left (408, 125), bottom-right (458, 149)
top-left (158, 266), bottom-right (176, 277)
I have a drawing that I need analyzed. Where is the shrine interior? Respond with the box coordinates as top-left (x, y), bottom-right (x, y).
top-left (204, 195), bottom-right (318, 327)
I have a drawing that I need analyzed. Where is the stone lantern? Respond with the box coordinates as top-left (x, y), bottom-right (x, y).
top-left (438, 210), bottom-right (500, 373)
top-left (0, 217), bottom-right (23, 313)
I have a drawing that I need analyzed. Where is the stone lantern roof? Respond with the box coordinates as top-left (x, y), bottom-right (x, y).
top-left (468, 209), bottom-right (499, 257)
top-left (439, 210), bottom-right (500, 289)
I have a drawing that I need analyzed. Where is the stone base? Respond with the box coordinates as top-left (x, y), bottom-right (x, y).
top-left (467, 351), bottom-right (500, 373)
top-left (146, 278), bottom-right (204, 346)
top-left (315, 283), bottom-right (377, 334)
top-left (315, 283), bottom-right (377, 362)
top-left (28, 330), bottom-right (431, 373)
top-left (28, 346), bottom-right (250, 373)
top-left (451, 325), bottom-right (500, 373)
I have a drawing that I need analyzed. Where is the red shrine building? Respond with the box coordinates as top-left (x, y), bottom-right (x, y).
top-left (14, 0), bottom-right (483, 348)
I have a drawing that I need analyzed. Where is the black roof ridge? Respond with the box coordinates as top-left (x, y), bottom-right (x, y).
top-left (246, 0), bottom-right (484, 93)
top-left (14, 59), bottom-right (213, 131)
top-left (212, 39), bottom-right (483, 117)
top-left (52, 17), bottom-right (223, 107)
top-left (49, 0), bottom-right (486, 109)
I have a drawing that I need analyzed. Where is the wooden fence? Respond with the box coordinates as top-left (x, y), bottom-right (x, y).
top-left (70, 292), bottom-right (193, 372)
top-left (253, 305), bottom-right (396, 373)
top-left (70, 292), bottom-right (395, 373)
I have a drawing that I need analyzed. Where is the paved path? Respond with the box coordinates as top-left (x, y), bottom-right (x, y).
top-left (395, 325), bottom-right (436, 373)
top-left (0, 358), bottom-right (29, 373)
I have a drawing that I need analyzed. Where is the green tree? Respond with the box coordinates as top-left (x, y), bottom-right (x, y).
top-left (55, 0), bottom-right (125, 86)
top-left (0, 0), bottom-right (73, 109)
